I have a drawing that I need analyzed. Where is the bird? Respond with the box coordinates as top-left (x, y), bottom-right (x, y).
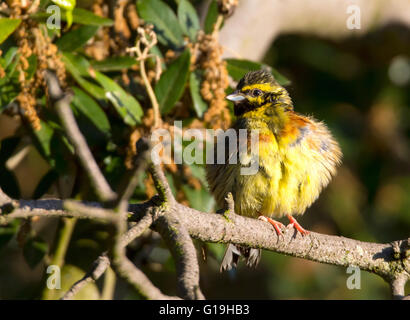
top-left (206, 69), bottom-right (342, 272)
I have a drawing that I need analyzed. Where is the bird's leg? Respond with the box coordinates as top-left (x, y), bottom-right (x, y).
top-left (286, 215), bottom-right (309, 235)
top-left (258, 215), bottom-right (285, 235)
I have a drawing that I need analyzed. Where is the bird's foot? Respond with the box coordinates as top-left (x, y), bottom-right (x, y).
top-left (286, 215), bottom-right (309, 236)
top-left (258, 215), bottom-right (285, 235)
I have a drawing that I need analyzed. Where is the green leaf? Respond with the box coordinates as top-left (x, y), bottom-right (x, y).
top-left (71, 8), bottom-right (112, 26)
top-left (26, 55), bottom-right (38, 80)
top-left (47, 265), bottom-right (100, 300)
top-left (23, 236), bottom-right (49, 269)
top-left (71, 87), bottom-right (111, 135)
top-left (204, 0), bottom-right (218, 34)
top-left (225, 58), bottom-right (262, 81)
top-left (178, 0), bottom-right (200, 42)
top-left (90, 56), bottom-right (137, 72)
top-left (33, 170), bottom-right (58, 199)
top-left (0, 220), bottom-right (20, 250)
top-left (94, 72), bottom-right (143, 126)
top-left (51, 0), bottom-right (76, 28)
top-left (189, 70), bottom-right (208, 117)
top-left (56, 25), bottom-right (99, 51)
top-left (225, 58), bottom-right (291, 86)
top-left (3, 47), bottom-right (19, 69)
top-left (0, 48), bottom-right (21, 109)
top-left (182, 185), bottom-right (215, 212)
top-left (32, 8), bottom-right (113, 26)
top-left (271, 68), bottom-right (291, 86)
top-left (155, 49), bottom-right (190, 114)
top-left (188, 164), bottom-right (208, 187)
top-left (51, 0), bottom-right (76, 10)
top-left (32, 120), bottom-right (54, 160)
top-left (66, 10), bottom-right (74, 29)
top-left (0, 165), bottom-right (20, 199)
top-left (0, 18), bottom-right (21, 44)
top-left (137, 0), bottom-right (184, 48)
top-left (0, 136), bottom-right (21, 165)
top-left (62, 52), bottom-right (106, 100)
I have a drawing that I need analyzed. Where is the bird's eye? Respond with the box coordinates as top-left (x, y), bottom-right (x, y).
top-left (252, 89), bottom-right (262, 97)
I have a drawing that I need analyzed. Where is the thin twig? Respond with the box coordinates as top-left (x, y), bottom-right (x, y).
top-left (127, 26), bottom-right (162, 130)
top-left (61, 254), bottom-right (110, 300)
top-left (114, 138), bottom-right (151, 213)
top-left (43, 70), bottom-right (117, 202)
top-left (61, 213), bottom-right (155, 300)
top-left (149, 164), bottom-right (175, 204)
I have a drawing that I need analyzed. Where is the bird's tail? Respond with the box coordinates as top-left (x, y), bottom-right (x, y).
top-left (220, 244), bottom-right (261, 272)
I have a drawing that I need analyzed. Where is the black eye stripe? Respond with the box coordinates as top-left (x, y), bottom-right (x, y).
top-left (241, 89), bottom-right (264, 96)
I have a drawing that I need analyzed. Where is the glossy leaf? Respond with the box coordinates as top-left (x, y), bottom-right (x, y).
top-left (178, 0), bottom-right (200, 41)
top-left (0, 18), bottom-right (21, 44)
top-left (71, 87), bottom-right (111, 135)
top-left (51, 0), bottom-right (76, 28)
top-left (33, 170), bottom-right (58, 199)
top-left (32, 8), bottom-right (113, 26)
top-left (56, 25), bottom-right (99, 51)
top-left (0, 136), bottom-right (21, 165)
top-left (91, 57), bottom-right (137, 72)
top-left (225, 58), bottom-right (291, 86)
top-left (189, 70), bottom-right (208, 117)
top-left (51, 0), bottom-right (76, 10)
top-left (0, 165), bottom-right (20, 199)
top-left (155, 49), bottom-right (191, 114)
top-left (94, 72), bottom-right (143, 126)
top-left (137, 0), bottom-right (184, 48)
top-left (47, 265), bottom-right (100, 300)
top-left (62, 52), bottom-right (106, 100)
top-left (71, 8), bottom-right (113, 26)
top-left (0, 220), bottom-right (20, 250)
top-left (204, 0), bottom-right (218, 34)
top-left (23, 236), bottom-right (49, 269)
top-left (3, 47), bottom-right (19, 69)
top-left (32, 120), bottom-right (54, 161)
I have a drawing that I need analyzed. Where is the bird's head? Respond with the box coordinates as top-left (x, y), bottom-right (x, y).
top-left (226, 70), bottom-right (292, 117)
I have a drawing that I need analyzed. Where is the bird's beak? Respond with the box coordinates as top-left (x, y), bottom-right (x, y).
top-left (226, 92), bottom-right (246, 102)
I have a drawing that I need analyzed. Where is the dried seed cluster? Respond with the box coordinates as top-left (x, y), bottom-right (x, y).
top-left (8, 0), bottom-right (66, 130)
top-left (195, 31), bottom-right (230, 130)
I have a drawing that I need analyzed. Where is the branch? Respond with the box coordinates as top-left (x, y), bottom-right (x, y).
top-left (43, 70), bottom-right (116, 202)
top-left (114, 138), bottom-right (151, 213)
top-left (109, 212), bottom-right (179, 300)
top-left (61, 212), bottom-right (172, 300)
top-left (130, 200), bottom-right (410, 296)
top-left (155, 210), bottom-right (205, 300)
top-left (2, 192), bottom-right (409, 298)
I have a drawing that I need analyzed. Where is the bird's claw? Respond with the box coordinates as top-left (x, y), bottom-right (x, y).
top-left (258, 216), bottom-right (285, 236)
top-left (286, 215), bottom-right (309, 236)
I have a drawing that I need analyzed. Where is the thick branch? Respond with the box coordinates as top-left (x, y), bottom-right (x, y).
top-left (131, 201), bottom-right (410, 289)
top-left (109, 212), bottom-right (179, 300)
top-left (155, 210), bottom-right (205, 300)
top-left (2, 194), bottom-right (409, 298)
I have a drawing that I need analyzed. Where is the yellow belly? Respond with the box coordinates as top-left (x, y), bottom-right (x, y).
top-left (209, 136), bottom-right (332, 219)
top-left (234, 142), bottom-right (324, 218)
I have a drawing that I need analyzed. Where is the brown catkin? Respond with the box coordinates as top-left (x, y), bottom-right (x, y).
top-left (7, 0), bottom-right (67, 130)
top-left (195, 31), bottom-right (230, 130)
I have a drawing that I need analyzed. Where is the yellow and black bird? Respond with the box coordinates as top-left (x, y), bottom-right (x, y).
top-left (206, 70), bottom-right (342, 271)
